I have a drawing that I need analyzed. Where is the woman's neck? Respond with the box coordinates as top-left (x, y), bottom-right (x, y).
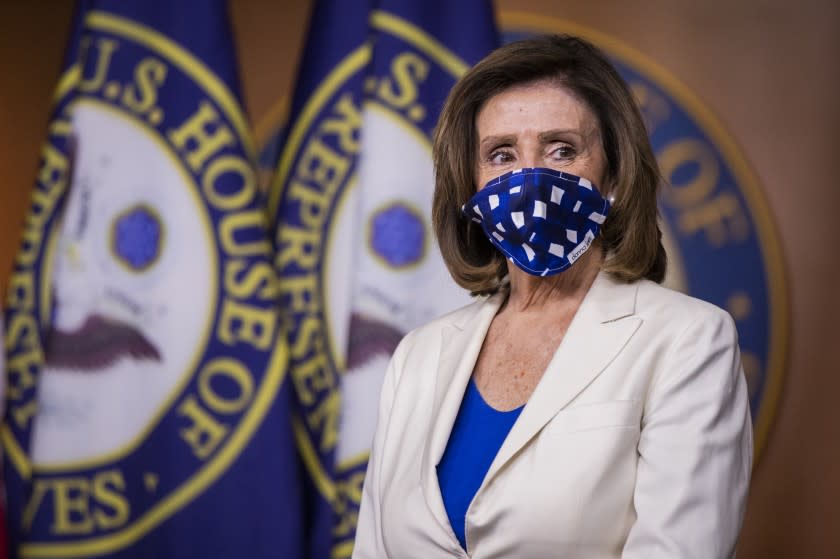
top-left (503, 245), bottom-right (603, 314)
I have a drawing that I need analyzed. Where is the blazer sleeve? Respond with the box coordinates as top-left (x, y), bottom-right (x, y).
top-left (622, 308), bottom-right (753, 558)
top-left (351, 334), bottom-right (403, 558)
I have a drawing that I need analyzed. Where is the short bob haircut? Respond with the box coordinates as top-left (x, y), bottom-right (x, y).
top-left (432, 34), bottom-right (667, 295)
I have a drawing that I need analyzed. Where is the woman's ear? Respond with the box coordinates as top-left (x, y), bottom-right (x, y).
top-left (599, 174), bottom-right (617, 202)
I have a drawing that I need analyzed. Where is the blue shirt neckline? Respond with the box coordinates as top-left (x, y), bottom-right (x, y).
top-left (436, 377), bottom-right (525, 550)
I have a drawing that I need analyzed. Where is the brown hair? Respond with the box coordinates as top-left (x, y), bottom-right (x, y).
top-left (432, 34), bottom-right (666, 295)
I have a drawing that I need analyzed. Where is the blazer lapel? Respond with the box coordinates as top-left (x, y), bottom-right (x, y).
top-left (482, 273), bottom-right (642, 487)
top-left (419, 292), bottom-right (505, 532)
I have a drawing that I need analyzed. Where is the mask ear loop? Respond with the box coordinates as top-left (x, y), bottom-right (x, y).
top-left (461, 203), bottom-right (472, 248)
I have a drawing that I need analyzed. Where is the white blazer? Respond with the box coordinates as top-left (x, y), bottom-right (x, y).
top-left (353, 272), bottom-right (753, 558)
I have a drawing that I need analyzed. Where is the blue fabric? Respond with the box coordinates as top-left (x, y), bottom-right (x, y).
top-left (463, 167), bottom-right (611, 276)
top-left (437, 379), bottom-right (524, 550)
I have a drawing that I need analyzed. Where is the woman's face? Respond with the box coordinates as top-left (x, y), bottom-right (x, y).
top-left (475, 80), bottom-right (608, 191)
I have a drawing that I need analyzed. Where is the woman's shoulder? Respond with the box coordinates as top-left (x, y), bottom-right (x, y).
top-left (382, 294), bottom-right (499, 388)
top-left (632, 278), bottom-right (738, 342)
top-left (636, 279), bottom-right (732, 319)
top-left (398, 293), bottom-right (498, 350)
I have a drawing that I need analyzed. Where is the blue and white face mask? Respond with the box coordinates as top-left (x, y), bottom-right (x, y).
top-left (462, 167), bottom-right (611, 277)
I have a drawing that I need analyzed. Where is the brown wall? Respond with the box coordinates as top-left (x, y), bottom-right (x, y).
top-left (1, 1), bottom-right (838, 556)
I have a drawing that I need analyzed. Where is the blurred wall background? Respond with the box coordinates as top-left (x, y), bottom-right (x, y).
top-left (1, 1), bottom-right (837, 556)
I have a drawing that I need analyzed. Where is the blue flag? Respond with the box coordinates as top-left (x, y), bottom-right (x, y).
top-left (3, 1), bottom-right (303, 557)
top-left (267, 1), bottom-right (498, 556)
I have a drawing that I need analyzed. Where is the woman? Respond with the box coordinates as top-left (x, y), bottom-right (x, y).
top-left (353, 35), bottom-right (752, 558)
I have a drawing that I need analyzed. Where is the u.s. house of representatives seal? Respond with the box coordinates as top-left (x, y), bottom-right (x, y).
top-left (500, 13), bottom-right (789, 463)
top-left (3, 11), bottom-right (285, 557)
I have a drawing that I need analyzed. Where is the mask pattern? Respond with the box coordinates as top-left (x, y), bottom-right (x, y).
top-left (462, 168), bottom-right (611, 276)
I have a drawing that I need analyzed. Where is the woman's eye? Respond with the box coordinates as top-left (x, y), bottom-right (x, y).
top-left (489, 149), bottom-right (514, 164)
top-left (550, 145), bottom-right (576, 159)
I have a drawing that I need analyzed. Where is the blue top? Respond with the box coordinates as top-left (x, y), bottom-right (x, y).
top-left (436, 378), bottom-right (524, 550)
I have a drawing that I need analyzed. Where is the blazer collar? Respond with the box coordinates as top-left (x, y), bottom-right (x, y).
top-left (419, 272), bottom-right (642, 530)
top-left (419, 290), bottom-right (504, 536)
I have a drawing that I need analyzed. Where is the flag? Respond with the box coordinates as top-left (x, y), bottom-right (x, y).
top-left (268, 1), bottom-right (499, 556)
top-left (2, 1), bottom-right (303, 557)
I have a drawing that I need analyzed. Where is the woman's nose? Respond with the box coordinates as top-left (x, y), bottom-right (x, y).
top-left (519, 152), bottom-right (539, 169)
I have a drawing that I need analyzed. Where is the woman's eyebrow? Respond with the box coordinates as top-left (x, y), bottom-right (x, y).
top-left (479, 134), bottom-right (517, 149)
top-left (537, 128), bottom-right (585, 142)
